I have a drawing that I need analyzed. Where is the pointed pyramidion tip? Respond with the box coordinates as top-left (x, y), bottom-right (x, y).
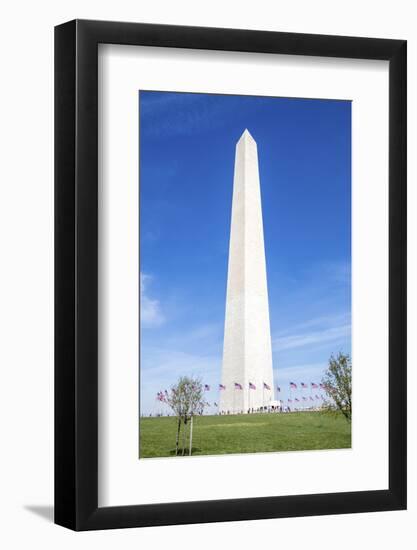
top-left (237, 128), bottom-right (256, 145)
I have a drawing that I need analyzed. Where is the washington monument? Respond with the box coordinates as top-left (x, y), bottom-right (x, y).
top-left (219, 130), bottom-right (274, 414)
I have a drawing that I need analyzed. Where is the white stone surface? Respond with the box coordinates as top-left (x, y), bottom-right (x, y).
top-left (220, 130), bottom-right (274, 414)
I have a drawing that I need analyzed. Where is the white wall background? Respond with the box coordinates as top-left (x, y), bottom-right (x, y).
top-left (0, 1), bottom-right (415, 548)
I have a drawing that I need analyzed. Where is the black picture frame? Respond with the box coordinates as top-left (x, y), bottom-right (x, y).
top-left (55, 19), bottom-right (407, 531)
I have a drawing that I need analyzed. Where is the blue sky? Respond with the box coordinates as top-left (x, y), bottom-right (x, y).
top-left (139, 91), bottom-right (351, 415)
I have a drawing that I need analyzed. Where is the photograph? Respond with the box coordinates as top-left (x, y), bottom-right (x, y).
top-left (139, 90), bottom-right (352, 458)
top-left (0, 2), bottom-right (409, 541)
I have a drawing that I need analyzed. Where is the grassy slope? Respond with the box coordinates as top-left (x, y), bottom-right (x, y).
top-left (139, 411), bottom-right (351, 458)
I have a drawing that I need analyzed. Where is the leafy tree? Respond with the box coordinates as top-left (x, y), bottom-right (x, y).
top-left (163, 376), bottom-right (205, 455)
top-left (322, 352), bottom-right (352, 422)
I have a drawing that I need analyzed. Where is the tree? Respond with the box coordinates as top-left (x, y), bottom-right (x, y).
top-left (162, 376), bottom-right (206, 455)
top-left (322, 352), bottom-right (352, 422)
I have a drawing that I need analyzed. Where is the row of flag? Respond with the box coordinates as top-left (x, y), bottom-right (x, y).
top-left (203, 382), bottom-right (326, 392)
top-left (157, 390), bottom-right (325, 406)
top-left (228, 382), bottom-right (270, 390)
top-left (289, 382), bottom-right (324, 390)
top-left (288, 395), bottom-right (324, 402)
top-left (205, 383), bottom-right (268, 391)
top-left (157, 383), bottom-right (328, 403)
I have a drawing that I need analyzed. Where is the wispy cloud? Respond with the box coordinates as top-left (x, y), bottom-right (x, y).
top-left (141, 347), bottom-right (220, 379)
top-left (272, 313), bottom-right (350, 352)
top-left (273, 324), bottom-right (350, 351)
top-left (275, 312), bottom-right (350, 336)
top-left (316, 260), bottom-right (351, 286)
top-left (140, 273), bottom-right (165, 328)
top-left (140, 91), bottom-right (260, 139)
top-left (302, 260), bottom-right (351, 289)
top-left (163, 322), bottom-right (223, 353)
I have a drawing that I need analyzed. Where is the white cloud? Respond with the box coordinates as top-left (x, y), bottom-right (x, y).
top-left (163, 321), bottom-right (223, 353)
top-left (140, 272), bottom-right (165, 328)
top-left (277, 312), bottom-right (350, 335)
top-left (141, 348), bottom-right (220, 379)
top-left (272, 318), bottom-right (350, 351)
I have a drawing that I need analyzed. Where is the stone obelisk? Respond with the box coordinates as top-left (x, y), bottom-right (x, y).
top-left (219, 130), bottom-right (274, 414)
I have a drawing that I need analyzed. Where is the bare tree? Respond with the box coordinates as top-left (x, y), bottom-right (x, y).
top-left (162, 377), bottom-right (206, 455)
top-left (322, 352), bottom-right (352, 422)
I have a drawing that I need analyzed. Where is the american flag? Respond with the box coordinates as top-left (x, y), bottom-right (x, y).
top-left (204, 384), bottom-right (210, 391)
top-left (290, 382), bottom-right (297, 389)
top-left (249, 382), bottom-right (256, 390)
top-left (301, 382), bottom-right (308, 389)
top-left (234, 382), bottom-right (243, 390)
top-left (156, 391), bottom-right (166, 402)
top-left (277, 386), bottom-right (281, 392)
top-left (311, 382), bottom-right (318, 389)
top-left (263, 382), bottom-right (271, 390)
top-left (219, 384), bottom-right (226, 390)
top-left (295, 398), bottom-right (300, 402)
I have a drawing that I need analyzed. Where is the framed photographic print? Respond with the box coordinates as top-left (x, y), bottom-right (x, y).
top-left (55, 20), bottom-right (406, 530)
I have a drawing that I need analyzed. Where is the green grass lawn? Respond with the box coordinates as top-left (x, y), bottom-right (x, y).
top-left (139, 411), bottom-right (351, 458)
